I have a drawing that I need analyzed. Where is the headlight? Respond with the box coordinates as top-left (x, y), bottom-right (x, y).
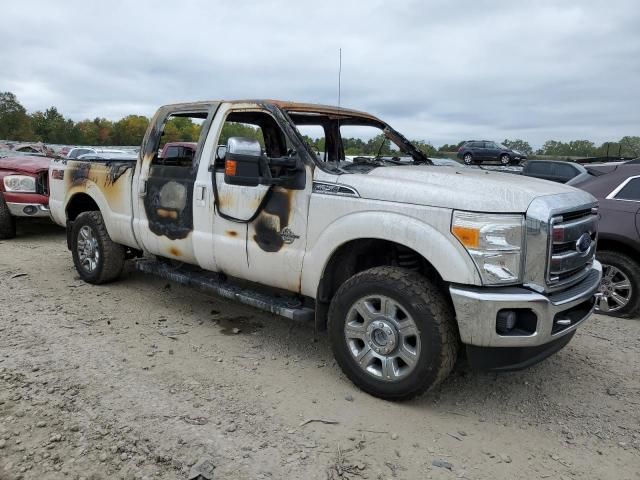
top-left (3, 175), bottom-right (36, 193)
top-left (452, 211), bottom-right (525, 285)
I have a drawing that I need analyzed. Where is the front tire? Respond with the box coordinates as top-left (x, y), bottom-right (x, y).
top-left (0, 193), bottom-right (17, 239)
top-left (328, 267), bottom-right (459, 400)
top-left (596, 250), bottom-right (640, 318)
top-left (500, 153), bottom-right (511, 165)
top-left (71, 211), bottom-right (125, 284)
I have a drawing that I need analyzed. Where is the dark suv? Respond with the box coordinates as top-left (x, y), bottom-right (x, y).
top-left (571, 162), bottom-right (640, 317)
top-left (456, 140), bottom-right (527, 165)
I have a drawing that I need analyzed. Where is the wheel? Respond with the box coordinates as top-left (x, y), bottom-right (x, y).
top-left (328, 266), bottom-right (459, 400)
top-left (500, 153), bottom-right (511, 165)
top-left (0, 193), bottom-right (17, 239)
top-left (71, 211), bottom-right (125, 284)
top-left (596, 251), bottom-right (640, 317)
top-left (463, 153), bottom-right (474, 165)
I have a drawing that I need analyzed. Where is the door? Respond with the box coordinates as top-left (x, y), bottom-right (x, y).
top-left (132, 105), bottom-right (215, 262)
top-left (485, 142), bottom-right (501, 161)
top-left (205, 103), bottom-right (311, 293)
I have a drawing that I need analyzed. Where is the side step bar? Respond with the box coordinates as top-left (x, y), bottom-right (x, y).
top-left (134, 259), bottom-right (315, 322)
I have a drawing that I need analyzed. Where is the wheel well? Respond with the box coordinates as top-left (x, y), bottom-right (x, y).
top-left (597, 238), bottom-right (640, 262)
top-left (315, 239), bottom-right (449, 331)
top-left (66, 194), bottom-right (99, 221)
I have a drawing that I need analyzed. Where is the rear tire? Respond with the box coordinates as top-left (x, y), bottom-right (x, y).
top-left (328, 266), bottom-right (459, 400)
top-left (0, 193), bottom-right (17, 239)
top-left (71, 211), bottom-right (125, 284)
top-left (463, 153), bottom-right (474, 165)
top-left (596, 250), bottom-right (640, 318)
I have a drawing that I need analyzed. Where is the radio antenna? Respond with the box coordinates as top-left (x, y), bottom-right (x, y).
top-left (338, 48), bottom-right (342, 109)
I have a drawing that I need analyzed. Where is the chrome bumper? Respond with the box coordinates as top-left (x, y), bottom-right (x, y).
top-left (6, 202), bottom-right (51, 218)
top-left (450, 261), bottom-right (602, 347)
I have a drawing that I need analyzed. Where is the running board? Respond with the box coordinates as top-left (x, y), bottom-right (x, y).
top-left (134, 259), bottom-right (314, 322)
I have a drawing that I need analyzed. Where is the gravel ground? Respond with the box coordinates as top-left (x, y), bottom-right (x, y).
top-left (1, 220), bottom-right (639, 480)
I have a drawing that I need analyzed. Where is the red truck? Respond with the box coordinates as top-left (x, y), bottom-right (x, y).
top-left (0, 155), bottom-right (52, 239)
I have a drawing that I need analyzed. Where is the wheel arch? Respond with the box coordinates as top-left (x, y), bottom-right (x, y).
top-left (597, 236), bottom-right (640, 262)
top-left (63, 187), bottom-right (118, 249)
top-left (303, 211), bottom-right (480, 331)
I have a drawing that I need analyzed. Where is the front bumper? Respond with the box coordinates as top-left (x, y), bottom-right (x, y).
top-left (6, 202), bottom-right (51, 218)
top-left (450, 261), bottom-right (602, 349)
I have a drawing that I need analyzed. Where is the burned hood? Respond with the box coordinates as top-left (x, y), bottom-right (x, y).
top-left (0, 155), bottom-right (52, 175)
top-left (337, 165), bottom-right (582, 213)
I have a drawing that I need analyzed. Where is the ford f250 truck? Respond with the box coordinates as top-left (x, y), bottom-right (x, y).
top-left (49, 100), bottom-right (602, 400)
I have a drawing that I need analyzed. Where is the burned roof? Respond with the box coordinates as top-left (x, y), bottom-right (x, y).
top-left (160, 99), bottom-right (382, 122)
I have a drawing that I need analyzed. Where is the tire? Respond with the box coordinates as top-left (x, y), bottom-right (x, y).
top-left (71, 211), bottom-right (125, 284)
top-left (596, 250), bottom-right (640, 318)
top-left (462, 153), bottom-right (474, 165)
top-left (500, 153), bottom-right (511, 165)
top-left (328, 266), bottom-right (459, 400)
top-left (0, 193), bottom-right (17, 239)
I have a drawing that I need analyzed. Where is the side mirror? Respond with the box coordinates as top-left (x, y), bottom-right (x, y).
top-left (223, 137), bottom-right (265, 187)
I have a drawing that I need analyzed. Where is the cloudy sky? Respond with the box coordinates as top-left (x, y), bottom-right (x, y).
top-left (1, 0), bottom-right (638, 147)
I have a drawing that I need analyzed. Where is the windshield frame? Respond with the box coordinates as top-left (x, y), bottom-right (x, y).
top-left (277, 107), bottom-right (432, 173)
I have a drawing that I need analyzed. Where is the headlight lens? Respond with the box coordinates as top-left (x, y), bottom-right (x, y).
top-left (3, 175), bottom-right (36, 193)
top-left (452, 211), bottom-right (525, 285)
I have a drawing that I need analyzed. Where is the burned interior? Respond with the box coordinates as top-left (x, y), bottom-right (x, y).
top-left (284, 109), bottom-right (431, 173)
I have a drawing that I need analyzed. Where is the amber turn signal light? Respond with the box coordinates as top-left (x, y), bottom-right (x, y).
top-left (452, 225), bottom-right (480, 249)
top-left (225, 159), bottom-right (237, 176)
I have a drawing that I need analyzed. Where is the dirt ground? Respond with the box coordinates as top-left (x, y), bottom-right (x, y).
top-left (1, 220), bottom-right (639, 480)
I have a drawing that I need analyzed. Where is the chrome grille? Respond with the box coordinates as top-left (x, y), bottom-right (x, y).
top-left (547, 208), bottom-right (598, 288)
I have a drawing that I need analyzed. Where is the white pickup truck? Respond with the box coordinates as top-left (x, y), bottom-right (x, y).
top-left (49, 100), bottom-right (602, 400)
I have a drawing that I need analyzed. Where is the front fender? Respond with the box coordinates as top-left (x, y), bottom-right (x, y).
top-left (300, 210), bottom-right (481, 298)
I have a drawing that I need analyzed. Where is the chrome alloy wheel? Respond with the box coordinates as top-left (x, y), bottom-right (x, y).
top-left (463, 153), bottom-right (473, 165)
top-left (344, 295), bottom-right (421, 382)
top-left (77, 225), bottom-right (100, 273)
top-left (597, 264), bottom-right (632, 313)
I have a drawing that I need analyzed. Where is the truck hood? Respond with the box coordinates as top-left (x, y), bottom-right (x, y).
top-left (338, 165), bottom-right (579, 212)
top-left (0, 155), bottom-right (51, 175)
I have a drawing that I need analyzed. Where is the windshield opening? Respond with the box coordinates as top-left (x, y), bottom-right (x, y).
top-left (286, 111), bottom-right (430, 173)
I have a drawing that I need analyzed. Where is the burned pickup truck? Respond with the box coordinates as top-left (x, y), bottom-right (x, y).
top-left (49, 100), bottom-right (601, 400)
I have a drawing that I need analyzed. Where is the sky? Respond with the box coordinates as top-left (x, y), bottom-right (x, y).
top-left (1, 0), bottom-right (638, 148)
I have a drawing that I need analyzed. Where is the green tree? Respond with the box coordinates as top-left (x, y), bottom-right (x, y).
top-left (540, 140), bottom-right (568, 156)
top-left (0, 92), bottom-right (35, 141)
top-left (113, 115), bottom-right (150, 146)
top-left (619, 136), bottom-right (640, 157)
top-left (411, 140), bottom-right (437, 157)
top-left (502, 139), bottom-right (532, 155)
top-left (219, 122), bottom-right (264, 147)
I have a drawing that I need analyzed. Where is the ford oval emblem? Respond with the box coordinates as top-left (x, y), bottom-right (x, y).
top-left (576, 232), bottom-right (592, 254)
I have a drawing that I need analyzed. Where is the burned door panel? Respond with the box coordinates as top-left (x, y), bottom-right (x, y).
top-left (143, 165), bottom-right (195, 240)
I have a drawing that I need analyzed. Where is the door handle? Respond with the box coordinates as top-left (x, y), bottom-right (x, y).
top-left (196, 185), bottom-right (206, 201)
top-left (138, 179), bottom-right (147, 197)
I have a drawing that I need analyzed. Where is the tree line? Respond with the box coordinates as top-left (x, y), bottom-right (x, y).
top-left (1, 92), bottom-right (638, 158)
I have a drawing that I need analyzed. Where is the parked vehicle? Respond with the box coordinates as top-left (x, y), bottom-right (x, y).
top-left (160, 141), bottom-right (197, 160)
top-left (49, 100), bottom-right (601, 400)
top-left (67, 147), bottom-right (128, 159)
top-left (0, 155), bottom-right (52, 239)
top-left (522, 160), bottom-right (590, 183)
top-left (457, 141), bottom-right (527, 165)
top-left (570, 163), bottom-right (640, 317)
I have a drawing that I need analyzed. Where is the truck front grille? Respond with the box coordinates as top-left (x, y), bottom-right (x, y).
top-left (546, 208), bottom-right (598, 289)
top-left (36, 172), bottom-right (49, 196)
